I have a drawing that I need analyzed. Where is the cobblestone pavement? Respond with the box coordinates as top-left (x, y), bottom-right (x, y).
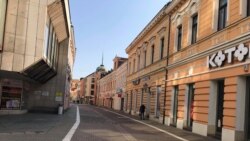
top-left (0, 105), bottom-right (76, 141)
top-left (72, 105), bottom-right (219, 141)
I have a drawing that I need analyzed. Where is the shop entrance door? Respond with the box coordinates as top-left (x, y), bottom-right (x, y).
top-left (172, 86), bottom-right (178, 126)
top-left (216, 80), bottom-right (224, 138)
top-left (121, 98), bottom-right (124, 111)
top-left (245, 77), bottom-right (250, 141)
top-left (187, 84), bottom-right (194, 129)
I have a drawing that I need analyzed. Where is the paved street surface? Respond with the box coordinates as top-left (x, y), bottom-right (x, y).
top-left (0, 105), bottom-right (220, 141)
top-left (0, 106), bottom-right (76, 141)
top-left (72, 105), bottom-right (219, 141)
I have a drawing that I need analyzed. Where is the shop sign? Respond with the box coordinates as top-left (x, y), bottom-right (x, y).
top-left (55, 92), bottom-right (63, 102)
top-left (42, 91), bottom-right (49, 96)
top-left (207, 43), bottom-right (250, 68)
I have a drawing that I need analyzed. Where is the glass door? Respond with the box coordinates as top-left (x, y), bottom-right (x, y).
top-left (187, 84), bottom-right (194, 129)
top-left (121, 98), bottom-right (124, 111)
top-left (216, 80), bottom-right (225, 138)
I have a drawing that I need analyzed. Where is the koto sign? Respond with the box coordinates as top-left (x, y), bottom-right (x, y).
top-left (207, 43), bottom-right (250, 68)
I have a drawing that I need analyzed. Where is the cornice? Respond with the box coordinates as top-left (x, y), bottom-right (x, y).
top-left (125, 4), bottom-right (170, 54)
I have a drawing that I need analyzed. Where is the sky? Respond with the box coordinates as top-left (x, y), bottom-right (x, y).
top-left (70, 0), bottom-right (169, 79)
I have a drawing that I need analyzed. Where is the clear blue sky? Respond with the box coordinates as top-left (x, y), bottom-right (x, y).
top-left (70, 0), bottom-right (169, 79)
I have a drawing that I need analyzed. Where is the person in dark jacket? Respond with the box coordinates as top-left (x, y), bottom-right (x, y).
top-left (139, 104), bottom-right (146, 120)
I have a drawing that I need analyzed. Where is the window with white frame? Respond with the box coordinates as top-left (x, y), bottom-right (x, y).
top-left (0, 0), bottom-right (7, 51)
top-left (218, 0), bottom-right (227, 31)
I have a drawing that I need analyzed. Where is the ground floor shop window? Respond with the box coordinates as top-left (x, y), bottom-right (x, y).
top-left (186, 84), bottom-right (194, 129)
top-left (1, 86), bottom-right (22, 110)
top-left (155, 86), bottom-right (161, 118)
top-left (245, 77), bottom-right (250, 141)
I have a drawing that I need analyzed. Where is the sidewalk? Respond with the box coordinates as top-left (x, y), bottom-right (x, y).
top-left (0, 105), bottom-right (76, 141)
top-left (100, 106), bottom-right (220, 141)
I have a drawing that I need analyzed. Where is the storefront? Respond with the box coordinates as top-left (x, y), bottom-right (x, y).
top-left (166, 41), bottom-right (250, 141)
top-left (0, 79), bottom-right (23, 110)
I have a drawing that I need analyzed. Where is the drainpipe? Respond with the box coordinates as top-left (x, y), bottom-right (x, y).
top-left (163, 14), bottom-right (171, 125)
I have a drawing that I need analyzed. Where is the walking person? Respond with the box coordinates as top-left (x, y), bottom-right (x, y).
top-left (139, 104), bottom-right (146, 120)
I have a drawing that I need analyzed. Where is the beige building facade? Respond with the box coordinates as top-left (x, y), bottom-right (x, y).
top-left (98, 56), bottom-right (127, 110)
top-left (115, 59), bottom-right (127, 111)
top-left (0, 0), bottom-right (75, 114)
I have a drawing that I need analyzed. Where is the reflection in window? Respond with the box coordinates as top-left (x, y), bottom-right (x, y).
top-left (45, 19), bottom-right (59, 70)
top-left (218, 0), bottom-right (227, 31)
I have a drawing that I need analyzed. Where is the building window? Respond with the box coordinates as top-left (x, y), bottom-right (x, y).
top-left (218, 0), bottom-right (227, 31)
top-left (144, 50), bottom-right (147, 68)
top-left (0, 0), bottom-right (7, 51)
top-left (160, 38), bottom-right (164, 60)
top-left (177, 25), bottom-right (182, 51)
top-left (133, 59), bottom-right (135, 73)
top-left (137, 55), bottom-right (140, 71)
top-left (191, 14), bottom-right (198, 44)
top-left (248, 0), bottom-right (250, 16)
top-left (91, 91), bottom-right (94, 95)
top-left (151, 45), bottom-right (154, 64)
top-left (91, 84), bottom-right (95, 89)
top-left (45, 20), bottom-right (59, 69)
top-left (129, 62), bottom-right (131, 74)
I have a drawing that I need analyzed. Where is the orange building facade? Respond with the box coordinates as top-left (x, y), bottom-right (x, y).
top-left (165, 0), bottom-right (250, 141)
top-left (125, 0), bottom-right (250, 140)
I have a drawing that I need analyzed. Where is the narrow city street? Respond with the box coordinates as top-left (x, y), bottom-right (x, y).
top-left (71, 105), bottom-right (219, 141)
top-left (72, 105), bottom-right (181, 141)
top-left (0, 104), bottom-right (220, 141)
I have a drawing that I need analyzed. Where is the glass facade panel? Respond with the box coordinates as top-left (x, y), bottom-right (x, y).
top-left (44, 19), bottom-right (59, 70)
top-left (0, 0), bottom-right (7, 50)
